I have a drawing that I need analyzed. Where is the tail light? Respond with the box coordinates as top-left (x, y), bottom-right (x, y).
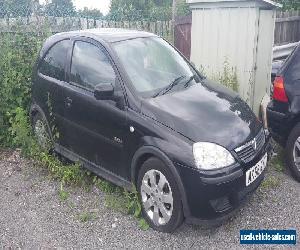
top-left (273, 76), bottom-right (288, 103)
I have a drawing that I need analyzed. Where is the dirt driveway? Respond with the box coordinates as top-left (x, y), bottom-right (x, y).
top-left (0, 149), bottom-right (299, 249)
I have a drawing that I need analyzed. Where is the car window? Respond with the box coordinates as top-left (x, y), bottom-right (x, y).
top-left (70, 41), bottom-right (116, 90)
top-left (285, 46), bottom-right (300, 81)
top-left (39, 40), bottom-right (69, 81)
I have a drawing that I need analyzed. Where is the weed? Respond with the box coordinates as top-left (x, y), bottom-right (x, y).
top-left (105, 194), bottom-right (128, 213)
top-left (79, 211), bottom-right (96, 223)
top-left (260, 175), bottom-right (281, 190)
top-left (270, 148), bottom-right (285, 172)
top-left (102, 185), bottom-right (149, 230)
top-left (139, 218), bottom-right (150, 230)
top-left (95, 178), bottom-right (122, 194)
top-left (123, 188), bottom-right (142, 218)
top-left (210, 58), bottom-right (239, 92)
top-left (59, 189), bottom-right (69, 201)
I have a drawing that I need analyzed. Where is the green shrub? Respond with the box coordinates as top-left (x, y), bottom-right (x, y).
top-left (0, 32), bottom-right (46, 145)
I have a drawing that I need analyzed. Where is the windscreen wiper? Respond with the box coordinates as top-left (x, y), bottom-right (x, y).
top-left (153, 75), bottom-right (186, 98)
top-left (184, 74), bottom-right (196, 88)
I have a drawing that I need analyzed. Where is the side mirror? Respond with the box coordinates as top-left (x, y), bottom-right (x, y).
top-left (94, 83), bottom-right (114, 100)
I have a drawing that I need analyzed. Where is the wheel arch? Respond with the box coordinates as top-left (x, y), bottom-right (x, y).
top-left (131, 145), bottom-right (190, 218)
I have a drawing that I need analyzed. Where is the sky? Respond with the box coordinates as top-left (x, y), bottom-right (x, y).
top-left (40, 0), bottom-right (111, 15)
top-left (74, 0), bottom-right (111, 15)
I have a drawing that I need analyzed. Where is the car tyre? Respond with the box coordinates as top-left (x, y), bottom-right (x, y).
top-left (286, 123), bottom-right (300, 182)
top-left (137, 157), bottom-right (184, 232)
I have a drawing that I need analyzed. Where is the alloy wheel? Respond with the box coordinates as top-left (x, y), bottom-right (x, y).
top-left (140, 169), bottom-right (173, 226)
top-left (34, 119), bottom-right (50, 150)
top-left (293, 137), bottom-right (300, 171)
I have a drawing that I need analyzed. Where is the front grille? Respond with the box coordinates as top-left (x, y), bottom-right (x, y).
top-left (235, 129), bottom-right (265, 163)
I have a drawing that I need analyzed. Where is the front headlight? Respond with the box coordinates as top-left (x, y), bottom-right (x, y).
top-left (193, 142), bottom-right (235, 170)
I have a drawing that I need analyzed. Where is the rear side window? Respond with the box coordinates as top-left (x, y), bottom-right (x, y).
top-left (70, 41), bottom-right (116, 90)
top-left (285, 46), bottom-right (300, 82)
top-left (39, 40), bottom-right (69, 81)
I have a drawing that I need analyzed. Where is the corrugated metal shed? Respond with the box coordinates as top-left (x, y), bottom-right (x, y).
top-left (187, 0), bottom-right (280, 116)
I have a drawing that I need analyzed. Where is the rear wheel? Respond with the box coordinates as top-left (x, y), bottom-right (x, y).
top-left (137, 157), bottom-right (184, 232)
top-left (286, 123), bottom-right (300, 182)
top-left (32, 112), bottom-right (53, 151)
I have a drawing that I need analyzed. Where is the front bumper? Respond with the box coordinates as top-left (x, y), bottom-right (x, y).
top-left (175, 138), bottom-right (270, 226)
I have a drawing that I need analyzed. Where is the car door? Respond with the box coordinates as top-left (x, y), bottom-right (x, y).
top-left (63, 38), bottom-right (128, 178)
top-left (34, 39), bottom-right (71, 148)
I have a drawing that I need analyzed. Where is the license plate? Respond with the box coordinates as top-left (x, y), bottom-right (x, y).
top-left (246, 153), bottom-right (268, 186)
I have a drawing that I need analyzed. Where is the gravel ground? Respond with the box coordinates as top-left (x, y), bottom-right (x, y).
top-left (0, 149), bottom-right (299, 249)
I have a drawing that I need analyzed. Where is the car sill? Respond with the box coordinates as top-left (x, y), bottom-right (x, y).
top-left (54, 144), bottom-right (133, 191)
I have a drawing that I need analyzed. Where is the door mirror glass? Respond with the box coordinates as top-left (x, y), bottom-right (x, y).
top-left (94, 83), bottom-right (114, 100)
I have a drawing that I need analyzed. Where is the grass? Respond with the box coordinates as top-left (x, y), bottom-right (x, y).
top-left (260, 175), bottom-right (281, 190)
top-left (58, 189), bottom-right (69, 201)
top-left (58, 183), bottom-right (69, 201)
top-left (78, 211), bottom-right (96, 223)
top-left (270, 147), bottom-right (285, 172)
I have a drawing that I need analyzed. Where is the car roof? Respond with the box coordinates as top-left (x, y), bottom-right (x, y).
top-left (40, 28), bottom-right (157, 57)
top-left (53, 28), bottom-right (156, 43)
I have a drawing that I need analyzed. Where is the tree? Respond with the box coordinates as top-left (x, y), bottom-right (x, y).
top-left (176, 0), bottom-right (191, 17)
top-left (45, 0), bottom-right (75, 17)
top-left (78, 7), bottom-right (103, 19)
top-left (0, 0), bottom-right (33, 17)
top-left (108, 0), bottom-right (170, 21)
top-left (276, 0), bottom-right (300, 10)
top-left (108, 0), bottom-right (190, 21)
top-left (0, 0), bottom-right (5, 17)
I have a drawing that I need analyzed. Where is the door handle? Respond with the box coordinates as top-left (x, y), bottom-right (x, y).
top-left (65, 97), bottom-right (73, 108)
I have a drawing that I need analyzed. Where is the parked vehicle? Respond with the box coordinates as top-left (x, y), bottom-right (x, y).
top-left (267, 44), bottom-right (300, 182)
top-left (31, 29), bottom-right (269, 232)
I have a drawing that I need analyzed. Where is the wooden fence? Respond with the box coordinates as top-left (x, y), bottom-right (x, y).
top-left (174, 15), bottom-right (192, 59)
top-left (275, 10), bottom-right (300, 45)
top-left (0, 16), bottom-right (173, 40)
top-left (1, 11), bottom-right (300, 58)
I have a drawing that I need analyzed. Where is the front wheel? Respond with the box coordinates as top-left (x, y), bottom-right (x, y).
top-left (286, 123), bottom-right (300, 182)
top-left (137, 157), bottom-right (184, 232)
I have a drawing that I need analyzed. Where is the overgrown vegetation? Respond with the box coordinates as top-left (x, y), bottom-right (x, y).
top-left (218, 60), bottom-right (239, 92)
top-left (206, 59), bottom-right (239, 93)
top-left (0, 32), bottom-right (45, 145)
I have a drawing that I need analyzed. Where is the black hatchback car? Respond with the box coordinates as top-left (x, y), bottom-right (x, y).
top-left (31, 29), bottom-right (269, 232)
top-left (267, 44), bottom-right (300, 182)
